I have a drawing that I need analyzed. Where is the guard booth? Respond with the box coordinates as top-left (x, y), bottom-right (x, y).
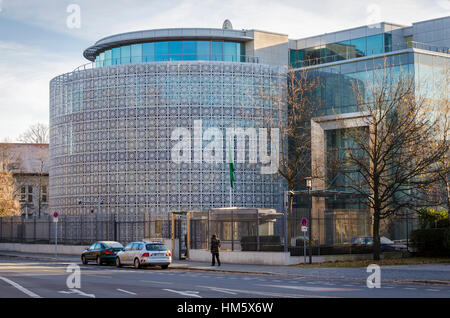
top-left (171, 208), bottom-right (282, 258)
top-left (170, 210), bottom-right (196, 260)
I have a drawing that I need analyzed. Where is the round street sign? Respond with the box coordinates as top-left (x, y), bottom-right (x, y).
top-left (301, 218), bottom-right (308, 226)
top-left (53, 212), bottom-right (59, 218)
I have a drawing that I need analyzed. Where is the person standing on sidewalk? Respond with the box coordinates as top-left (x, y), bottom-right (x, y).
top-left (210, 234), bottom-right (221, 266)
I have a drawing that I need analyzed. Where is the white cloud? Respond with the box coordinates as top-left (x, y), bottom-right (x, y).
top-left (0, 0), bottom-right (448, 141)
top-left (0, 41), bottom-right (83, 141)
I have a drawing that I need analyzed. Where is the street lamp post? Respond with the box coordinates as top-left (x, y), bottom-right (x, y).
top-left (305, 177), bottom-right (312, 264)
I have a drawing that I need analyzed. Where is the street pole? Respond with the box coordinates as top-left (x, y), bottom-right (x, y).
top-left (308, 187), bottom-right (312, 264)
top-left (55, 219), bottom-right (58, 259)
top-left (303, 231), bottom-right (306, 264)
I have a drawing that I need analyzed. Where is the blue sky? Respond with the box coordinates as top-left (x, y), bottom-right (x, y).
top-left (0, 0), bottom-right (449, 141)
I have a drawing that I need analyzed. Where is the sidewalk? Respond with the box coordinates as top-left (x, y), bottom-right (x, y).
top-left (0, 250), bottom-right (449, 285)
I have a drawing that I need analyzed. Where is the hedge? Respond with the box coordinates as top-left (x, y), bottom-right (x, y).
top-left (410, 228), bottom-right (450, 257)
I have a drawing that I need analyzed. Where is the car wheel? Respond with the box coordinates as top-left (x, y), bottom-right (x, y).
top-left (81, 255), bottom-right (88, 265)
top-left (161, 265), bottom-right (169, 270)
top-left (134, 258), bottom-right (140, 269)
top-left (115, 257), bottom-right (121, 268)
top-left (96, 256), bottom-right (102, 266)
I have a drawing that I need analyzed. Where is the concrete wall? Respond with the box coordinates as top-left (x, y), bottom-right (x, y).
top-left (188, 249), bottom-right (381, 265)
top-left (0, 243), bottom-right (87, 255)
top-left (246, 30), bottom-right (289, 66)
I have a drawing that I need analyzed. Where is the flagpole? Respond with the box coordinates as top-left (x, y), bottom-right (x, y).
top-left (228, 135), bottom-right (233, 208)
top-left (229, 186), bottom-right (232, 208)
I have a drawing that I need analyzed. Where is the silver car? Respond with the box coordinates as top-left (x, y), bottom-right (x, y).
top-left (115, 241), bottom-right (172, 269)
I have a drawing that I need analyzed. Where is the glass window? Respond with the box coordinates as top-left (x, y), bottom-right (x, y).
top-left (89, 243), bottom-right (97, 250)
top-left (124, 243), bottom-right (133, 251)
top-left (142, 42), bottom-right (155, 62)
top-left (211, 41), bottom-right (223, 61)
top-left (384, 33), bottom-right (392, 53)
top-left (350, 37), bottom-right (366, 57)
top-left (237, 43), bottom-right (245, 62)
top-left (120, 45), bottom-right (131, 64)
top-left (169, 41), bottom-right (182, 61)
top-left (104, 242), bottom-right (123, 248)
top-left (182, 41), bottom-right (196, 60)
top-left (112, 47), bottom-right (121, 65)
top-left (197, 41), bottom-right (210, 60)
top-left (131, 44), bottom-right (142, 63)
top-left (155, 41), bottom-right (169, 61)
top-left (104, 49), bottom-right (112, 66)
top-left (224, 42), bottom-right (237, 62)
top-left (366, 34), bottom-right (383, 55)
top-left (146, 244), bottom-right (168, 251)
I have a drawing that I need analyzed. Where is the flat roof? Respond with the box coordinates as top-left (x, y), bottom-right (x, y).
top-left (83, 28), bottom-right (254, 61)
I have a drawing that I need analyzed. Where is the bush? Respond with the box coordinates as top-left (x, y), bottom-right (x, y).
top-left (410, 228), bottom-right (450, 257)
top-left (417, 208), bottom-right (449, 229)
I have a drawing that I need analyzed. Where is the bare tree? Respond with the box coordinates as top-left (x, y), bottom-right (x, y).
top-left (329, 59), bottom-right (448, 260)
top-left (18, 123), bottom-right (49, 144)
top-left (250, 69), bottom-right (323, 239)
top-left (0, 143), bottom-right (21, 216)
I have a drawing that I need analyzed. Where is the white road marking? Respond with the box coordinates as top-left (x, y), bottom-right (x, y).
top-left (163, 289), bottom-right (202, 298)
top-left (196, 285), bottom-right (329, 298)
top-left (199, 286), bottom-right (238, 295)
top-left (258, 284), bottom-right (359, 292)
top-left (117, 288), bottom-right (137, 295)
top-left (141, 280), bottom-right (173, 285)
top-left (426, 289), bottom-right (440, 292)
top-left (0, 276), bottom-right (41, 298)
top-left (58, 289), bottom-right (95, 298)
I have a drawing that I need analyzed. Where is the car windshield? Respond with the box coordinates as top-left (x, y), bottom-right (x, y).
top-left (105, 242), bottom-right (123, 248)
top-left (146, 244), bottom-right (167, 251)
top-left (380, 237), bottom-right (394, 244)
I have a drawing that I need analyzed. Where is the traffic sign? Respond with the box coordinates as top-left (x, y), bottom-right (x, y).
top-left (301, 226), bottom-right (308, 232)
top-left (53, 212), bottom-right (59, 223)
top-left (301, 218), bottom-right (308, 226)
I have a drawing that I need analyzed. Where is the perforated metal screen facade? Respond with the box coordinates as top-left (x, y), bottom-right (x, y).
top-left (50, 62), bottom-right (285, 216)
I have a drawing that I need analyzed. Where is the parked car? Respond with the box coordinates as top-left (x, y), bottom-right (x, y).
top-left (115, 241), bottom-right (172, 269)
top-left (350, 236), bottom-right (406, 251)
top-left (81, 241), bottom-right (124, 265)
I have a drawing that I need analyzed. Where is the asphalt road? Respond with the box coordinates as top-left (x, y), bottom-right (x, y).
top-left (0, 257), bottom-right (449, 299)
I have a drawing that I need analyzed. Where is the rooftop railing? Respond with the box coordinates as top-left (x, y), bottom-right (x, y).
top-left (291, 41), bottom-right (450, 69)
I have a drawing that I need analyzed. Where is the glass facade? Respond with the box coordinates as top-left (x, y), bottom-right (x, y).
top-left (290, 34), bottom-right (393, 68)
top-left (307, 52), bottom-right (414, 116)
top-left (50, 62), bottom-right (284, 216)
top-left (300, 51), bottom-right (449, 205)
top-left (95, 40), bottom-right (246, 67)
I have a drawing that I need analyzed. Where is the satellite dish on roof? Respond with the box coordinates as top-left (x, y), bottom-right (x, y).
top-left (222, 19), bottom-right (233, 30)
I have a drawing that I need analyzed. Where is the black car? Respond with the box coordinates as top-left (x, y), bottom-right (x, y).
top-left (81, 241), bottom-right (124, 265)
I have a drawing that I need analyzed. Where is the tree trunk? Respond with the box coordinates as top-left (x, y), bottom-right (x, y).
top-left (372, 211), bottom-right (381, 261)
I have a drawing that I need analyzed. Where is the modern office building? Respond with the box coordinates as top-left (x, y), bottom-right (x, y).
top-left (50, 24), bottom-right (287, 217)
top-left (290, 16), bottom-right (450, 243)
top-left (50, 17), bottom-right (449, 242)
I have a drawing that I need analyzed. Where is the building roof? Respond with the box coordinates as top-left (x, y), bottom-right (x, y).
top-left (83, 28), bottom-right (254, 61)
top-left (0, 143), bottom-right (49, 175)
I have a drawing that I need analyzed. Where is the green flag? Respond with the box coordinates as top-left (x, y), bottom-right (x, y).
top-left (228, 139), bottom-right (234, 189)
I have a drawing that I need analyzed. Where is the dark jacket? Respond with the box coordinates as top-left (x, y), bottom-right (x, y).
top-left (210, 237), bottom-right (221, 253)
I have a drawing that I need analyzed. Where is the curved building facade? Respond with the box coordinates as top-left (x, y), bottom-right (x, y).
top-left (49, 27), bottom-right (286, 216)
